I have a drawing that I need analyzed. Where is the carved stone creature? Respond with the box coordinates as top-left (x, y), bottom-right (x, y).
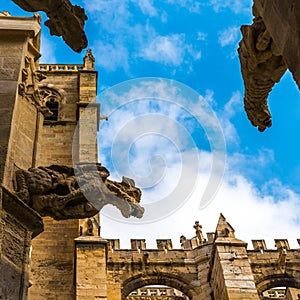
top-left (238, 7), bottom-right (287, 131)
top-left (15, 164), bottom-right (144, 220)
top-left (12, 0), bottom-right (88, 52)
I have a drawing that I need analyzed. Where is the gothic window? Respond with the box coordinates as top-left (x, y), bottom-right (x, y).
top-left (45, 98), bottom-right (59, 121)
top-left (39, 87), bottom-right (63, 123)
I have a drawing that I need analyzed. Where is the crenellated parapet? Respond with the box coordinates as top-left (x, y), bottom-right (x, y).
top-left (105, 237), bottom-right (300, 252)
top-left (74, 214), bottom-right (300, 300)
top-left (248, 238), bottom-right (300, 295)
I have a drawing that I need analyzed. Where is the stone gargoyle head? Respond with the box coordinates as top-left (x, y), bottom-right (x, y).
top-left (15, 163), bottom-right (144, 220)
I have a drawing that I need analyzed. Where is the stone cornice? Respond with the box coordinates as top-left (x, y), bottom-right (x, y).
top-left (0, 15), bottom-right (41, 37)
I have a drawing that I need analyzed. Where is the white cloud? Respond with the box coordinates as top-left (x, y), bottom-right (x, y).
top-left (210, 0), bottom-right (252, 14)
top-left (140, 34), bottom-right (202, 67)
top-left (96, 79), bottom-right (300, 251)
top-left (197, 31), bottom-right (207, 41)
top-left (218, 91), bottom-right (242, 144)
top-left (83, 0), bottom-right (202, 72)
top-left (93, 41), bottom-right (129, 72)
top-left (228, 148), bottom-right (275, 178)
top-left (140, 34), bottom-right (186, 66)
top-left (218, 26), bottom-right (240, 47)
top-left (132, 0), bottom-right (157, 17)
top-left (101, 157), bottom-right (300, 250)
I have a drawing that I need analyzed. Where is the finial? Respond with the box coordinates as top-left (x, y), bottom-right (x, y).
top-left (83, 49), bottom-right (95, 70)
top-left (215, 213), bottom-right (235, 238)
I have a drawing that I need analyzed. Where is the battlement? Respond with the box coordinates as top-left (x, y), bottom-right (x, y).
top-left (106, 237), bottom-right (300, 252)
top-left (102, 217), bottom-right (300, 252)
top-left (251, 239), bottom-right (300, 252)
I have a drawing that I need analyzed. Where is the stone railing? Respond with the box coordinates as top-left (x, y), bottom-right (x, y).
top-left (39, 64), bottom-right (84, 71)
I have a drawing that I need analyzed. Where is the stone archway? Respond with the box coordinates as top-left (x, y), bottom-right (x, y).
top-left (256, 274), bottom-right (300, 295)
top-left (121, 273), bottom-right (196, 300)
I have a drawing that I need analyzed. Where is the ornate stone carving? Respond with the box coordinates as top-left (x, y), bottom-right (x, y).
top-left (12, 0), bottom-right (88, 52)
top-left (238, 8), bottom-right (287, 131)
top-left (193, 221), bottom-right (206, 244)
top-left (18, 55), bottom-right (53, 117)
top-left (15, 163), bottom-right (144, 220)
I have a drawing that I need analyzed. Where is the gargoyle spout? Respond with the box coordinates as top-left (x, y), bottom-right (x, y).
top-left (15, 163), bottom-right (144, 220)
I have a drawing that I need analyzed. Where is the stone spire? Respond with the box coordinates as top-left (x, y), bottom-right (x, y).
top-left (215, 213), bottom-right (235, 238)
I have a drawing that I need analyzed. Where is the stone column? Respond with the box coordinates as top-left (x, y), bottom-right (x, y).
top-left (0, 15), bottom-right (44, 299)
top-left (76, 50), bottom-right (99, 163)
top-left (75, 237), bottom-right (108, 299)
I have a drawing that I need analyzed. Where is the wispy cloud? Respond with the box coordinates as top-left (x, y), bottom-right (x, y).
top-left (210, 0), bottom-right (252, 14)
top-left (83, 0), bottom-right (202, 73)
top-left (197, 31), bottom-right (207, 41)
top-left (93, 40), bottom-right (129, 72)
top-left (132, 0), bottom-right (157, 17)
top-left (165, 0), bottom-right (202, 13)
top-left (218, 26), bottom-right (240, 47)
top-left (140, 34), bottom-right (186, 66)
top-left (219, 91), bottom-right (242, 144)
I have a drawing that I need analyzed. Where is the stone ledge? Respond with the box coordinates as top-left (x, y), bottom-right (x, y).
top-left (75, 236), bottom-right (108, 244)
top-left (0, 15), bottom-right (40, 37)
top-left (1, 186), bottom-right (43, 238)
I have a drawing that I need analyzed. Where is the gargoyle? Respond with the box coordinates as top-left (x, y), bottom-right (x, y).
top-left (15, 163), bottom-right (144, 220)
top-left (238, 7), bottom-right (287, 132)
top-left (12, 0), bottom-right (88, 52)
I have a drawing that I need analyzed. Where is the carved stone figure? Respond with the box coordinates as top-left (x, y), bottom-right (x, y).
top-left (193, 221), bottom-right (206, 244)
top-left (15, 163), bottom-right (144, 220)
top-left (12, 0), bottom-right (88, 52)
top-left (238, 8), bottom-right (287, 131)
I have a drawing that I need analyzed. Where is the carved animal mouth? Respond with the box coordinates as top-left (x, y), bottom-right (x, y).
top-left (105, 179), bottom-right (142, 204)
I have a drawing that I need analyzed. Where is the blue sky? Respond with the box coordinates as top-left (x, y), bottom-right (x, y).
top-left (4, 0), bottom-right (300, 248)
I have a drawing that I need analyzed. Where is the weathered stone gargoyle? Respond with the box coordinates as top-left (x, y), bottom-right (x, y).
top-left (238, 6), bottom-right (287, 132)
top-left (15, 163), bottom-right (144, 220)
top-left (12, 0), bottom-right (88, 52)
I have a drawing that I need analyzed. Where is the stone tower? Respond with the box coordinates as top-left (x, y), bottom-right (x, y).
top-left (28, 50), bottom-right (100, 299)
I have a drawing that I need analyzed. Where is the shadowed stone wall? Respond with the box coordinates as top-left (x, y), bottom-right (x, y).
top-left (0, 15), bottom-right (44, 300)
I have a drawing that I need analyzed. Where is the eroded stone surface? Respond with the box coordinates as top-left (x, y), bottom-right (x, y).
top-left (15, 163), bottom-right (144, 220)
top-left (238, 6), bottom-right (287, 132)
top-left (12, 0), bottom-right (88, 52)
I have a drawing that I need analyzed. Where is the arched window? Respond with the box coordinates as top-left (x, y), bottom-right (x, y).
top-left (39, 86), bottom-right (63, 123)
top-left (45, 98), bottom-right (59, 121)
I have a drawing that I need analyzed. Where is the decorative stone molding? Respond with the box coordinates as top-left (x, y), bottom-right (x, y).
top-left (0, 14), bottom-right (41, 37)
